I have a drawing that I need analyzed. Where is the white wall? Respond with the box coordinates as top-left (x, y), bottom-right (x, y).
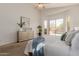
top-left (0, 4), bottom-right (40, 46)
top-left (69, 5), bottom-right (79, 29)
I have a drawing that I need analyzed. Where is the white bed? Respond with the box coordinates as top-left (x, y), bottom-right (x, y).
top-left (45, 36), bottom-right (70, 56)
top-left (24, 29), bottom-right (79, 56)
top-left (24, 35), bottom-right (70, 56)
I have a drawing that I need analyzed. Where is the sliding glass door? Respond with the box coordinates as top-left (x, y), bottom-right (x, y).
top-left (55, 18), bottom-right (64, 34)
top-left (49, 20), bottom-right (56, 35)
top-left (44, 18), bottom-right (64, 36)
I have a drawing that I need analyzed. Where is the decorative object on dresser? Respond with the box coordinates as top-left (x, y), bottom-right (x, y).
top-left (37, 25), bottom-right (42, 35)
top-left (17, 16), bottom-right (33, 42)
top-left (17, 16), bottom-right (25, 31)
top-left (17, 16), bottom-right (30, 31)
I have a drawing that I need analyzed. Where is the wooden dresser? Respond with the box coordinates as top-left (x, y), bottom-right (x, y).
top-left (17, 31), bottom-right (34, 42)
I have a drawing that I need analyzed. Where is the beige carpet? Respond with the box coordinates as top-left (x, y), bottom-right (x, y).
top-left (0, 41), bottom-right (28, 56)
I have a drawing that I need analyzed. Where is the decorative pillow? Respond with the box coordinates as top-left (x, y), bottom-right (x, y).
top-left (61, 32), bottom-right (67, 41)
top-left (65, 30), bottom-right (79, 46)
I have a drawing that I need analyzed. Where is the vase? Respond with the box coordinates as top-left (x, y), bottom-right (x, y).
top-left (19, 27), bottom-right (23, 31)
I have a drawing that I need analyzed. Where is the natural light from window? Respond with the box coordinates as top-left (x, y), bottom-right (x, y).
top-left (44, 18), bottom-right (64, 36)
top-left (49, 18), bottom-right (64, 36)
top-left (44, 20), bottom-right (47, 29)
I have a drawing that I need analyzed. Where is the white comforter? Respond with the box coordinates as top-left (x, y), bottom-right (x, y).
top-left (44, 36), bottom-right (70, 56)
top-left (24, 35), bottom-right (70, 56)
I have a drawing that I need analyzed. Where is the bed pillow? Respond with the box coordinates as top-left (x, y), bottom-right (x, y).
top-left (65, 30), bottom-right (79, 46)
top-left (61, 32), bottom-right (67, 41)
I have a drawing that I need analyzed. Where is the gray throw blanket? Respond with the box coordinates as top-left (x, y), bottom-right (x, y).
top-left (32, 36), bottom-right (45, 56)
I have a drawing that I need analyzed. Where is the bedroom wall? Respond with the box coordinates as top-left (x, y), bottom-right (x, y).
top-left (0, 4), bottom-right (40, 46)
top-left (69, 5), bottom-right (79, 29)
top-left (40, 4), bottom-right (79, 33)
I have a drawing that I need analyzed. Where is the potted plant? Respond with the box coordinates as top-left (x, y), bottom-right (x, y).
top-left (37, 25), bottom-right (42, 36)
top-left (17, 16), bottom-right (25, 31)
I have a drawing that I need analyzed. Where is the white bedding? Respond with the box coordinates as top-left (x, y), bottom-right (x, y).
top-left (24, 35), bottom-right (70, 56)
top-left (70, 33), bottom-right (79, 56)
top-left (24, 30), bottom-right (79, 56)
top-left (45, 38), bottom-right (70, 56)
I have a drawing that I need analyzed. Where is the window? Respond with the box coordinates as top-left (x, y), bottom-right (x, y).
top-left (49, 20), bottom-right (56, 35)
top-left (44, 18), bottom-right (64, 36)
top-left (44, 20), bottom-right (48, 34)
top-left (55, 19), bottom-right (64, 34)
top-left (44, 20), bottom-right (47, 29)
top-left (49, 18), bottom-right (64, 35)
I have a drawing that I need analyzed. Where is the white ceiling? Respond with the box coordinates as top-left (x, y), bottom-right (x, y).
top-left (34, 3), bottom-right (78, 9)
top-left (0, 3), bottom-right (78, 9)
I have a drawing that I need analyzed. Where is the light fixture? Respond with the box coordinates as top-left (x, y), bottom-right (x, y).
top-left (34, 3), bottom-right (45, 9)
